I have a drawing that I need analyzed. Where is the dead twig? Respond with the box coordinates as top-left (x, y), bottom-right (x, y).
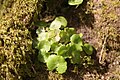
top-left (99, 34), bottom-right (109, 64)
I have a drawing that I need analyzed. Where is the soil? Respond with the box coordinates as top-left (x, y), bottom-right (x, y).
top-left (30, 0), bottom-right (120, 80)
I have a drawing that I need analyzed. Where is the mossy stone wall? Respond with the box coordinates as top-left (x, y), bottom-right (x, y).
top-left (0, 0), bottom-right (42, 79)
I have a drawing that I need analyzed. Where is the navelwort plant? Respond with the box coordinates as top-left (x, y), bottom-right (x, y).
top-left (35, 16), bottom-right (93, 74)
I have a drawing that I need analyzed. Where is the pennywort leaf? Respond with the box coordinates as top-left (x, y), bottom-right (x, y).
top-left (50, 16), bottom-right (67, 30)
top-left (56, 62), bottom-right (67, 74)
top-left (57, 45), bottom-right (70, 58)
top-left (50, 20), bottom-right (61, 30)
top-left (37, 40), bottom-right (51, 52)
top-left (70, 34), bottom-right (83, 46)
top-left (55, 16), bottom-right (67, 28)
top-left (68, 0), bottom-right (83, 5)
top-left (37, 29), bottom-right (49, 41)
top-left (83, 43), bottom-right (93, 55)
top-left (46, 55), bottom-right (67, 74)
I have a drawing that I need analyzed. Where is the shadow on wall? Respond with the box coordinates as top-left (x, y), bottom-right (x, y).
top-left (62, 0), bottom-right (95, 29)
top-left (41, 0), bottom-right (95, 29)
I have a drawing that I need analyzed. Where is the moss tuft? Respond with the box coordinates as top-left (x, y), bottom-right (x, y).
top-left (0, 0), bottom-right (42, 79)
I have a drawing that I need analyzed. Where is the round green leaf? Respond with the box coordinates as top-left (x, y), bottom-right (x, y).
top-left (50, 16), bottom-right (67, 30)
top-left (55, 16), bottom-right (67, 27)
top-left (37, 30), bottom-right (49, 41)
top-left (56, 62), bottom-right (67, 74)
top-left (50, 20), bottom-right (61, 30)
top-left (37, 40), bottom-right (51, 52)
top-left (57, 45), bottom-right (70, 58)
top-left (46, 55), bottom-right (67, 74)
top-left (83, 43), bottom-right (93, 55)
top-left (68, 0), bottom-right (83, 5)
top-left (70, 34), bottom-right (83, 45)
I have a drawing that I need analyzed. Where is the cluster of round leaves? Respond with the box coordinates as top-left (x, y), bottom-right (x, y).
top-left (36, 16), bottom-right (93, 74)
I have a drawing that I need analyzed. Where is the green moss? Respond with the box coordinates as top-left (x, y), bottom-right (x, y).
top-left (0, 0), bottom-right (43, 79)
